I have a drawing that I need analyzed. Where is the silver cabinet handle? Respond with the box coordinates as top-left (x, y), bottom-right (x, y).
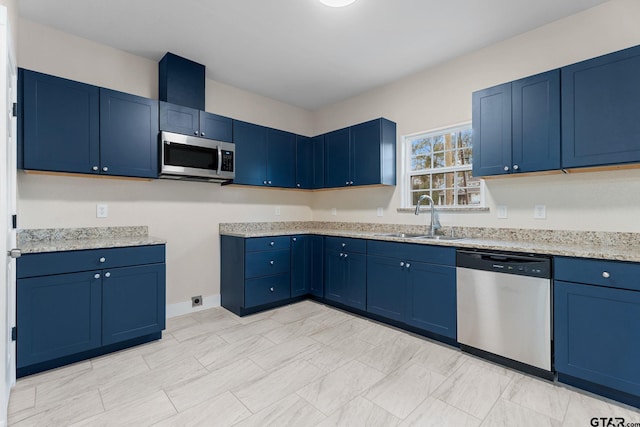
top-left (268, 180), bottom-right (272, 184)
top-left (602, 271), bottom-right (610, 278)
top-left (99, 257), bottom-right (106, 263)
top-left (341, 243), bottom-right (346, 248)
top-left (270, 287), bottom-right (275, 292)
top-left (104, 272), bottom-right (111, 278)
top-left (350, 181), bottom-right (354, 185)
top-left (269, 241), bottom-right (275, 246)
top-left (503, 166), bottom-right (510, 172)
top-left (94, 273), bottom-right (100, 279)
top-left (344, 253), bottom-right (348, 259)
top-left (296, 183), bottom-right (301, 188)
top-left (194, 131), bottom-right (199, 135)
top-left (400, 261), bottom-right (405, 267)
top-left (292, 237), bottom-right (297, 242)
top-left (339, 252), bottom-right (344, 257)
top-left (513, 164), bottom-right (519, 171)
top-left (405, 263), bottom-right (411, 268)
top-left (201, 132), bottom-right (205, 137)
top-left (8, 248), bottom-right (21, 259)
top-left (92, 166), bottom-right (99, 171)
top-left (263, 180), bottom-right (268, 185)
top-left (102, 166), bottom-right (108, 172)
top-left (269, 260), bottom-right (275, 265)
top-left (345, 181), bottom-right (349, 185)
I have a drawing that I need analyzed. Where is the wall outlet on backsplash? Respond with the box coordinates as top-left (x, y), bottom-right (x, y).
top-left (497, 205), bottom-right (508, 219)
top-left (331, 208), bottom-right (337, 216)
top-left (275, 206), bottom-right (281, 216)
top-left (376, 207), bottom-right (383, 217)
top-left (96, 204), bottom-right (108, 218)
top-left (534, 205), bottom-right (547, 219)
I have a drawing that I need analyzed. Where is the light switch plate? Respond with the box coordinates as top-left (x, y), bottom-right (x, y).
top-left (497, 205), bottom-right (508, 219)
top-left (331, 208), bottom-right (337, 216)
top-left (534, 204), bottom-right (546, 219)
top-left (275, 206), bottom-right (281, 216)
top-left (96, 204), bottom-right (108, 218)
top-left (376, 207), bottom-right (383, 217)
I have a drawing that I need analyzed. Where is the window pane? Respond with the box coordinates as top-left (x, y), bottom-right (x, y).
top-left (444, 150), bottom-right (457, 167)
top-left (411, 155), bottom-right (431, 171)
top-left (411, 138), bottom-right (431, 156)
top-left (433, 152), bottom-right (445, 168)
top-left (411, 174), bottom-right (430, 190)
top-left (432, 135), bottom-right (444, 152)
top-left (459, 129), bottom-right (472, 148)
top-left (432, 189), bottom-right (444, 205)
top-left (458, 148), bottom-right (472, 165)
top-left (412, 190), bottom-right (430, 205)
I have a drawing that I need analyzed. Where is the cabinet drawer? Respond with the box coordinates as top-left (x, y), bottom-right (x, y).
top-left (245, 236), bottom-right (290, 252)
top-left (245, 274), bottom-right (291, 307)
top-left (17, 245), bottom-right (166, 279)
top-left (367, 240), bottom-right (455, 266)
top-left (324, 237), bottom-right (366, 254)
top-left (245, 249), bottom-right (290, 278)
top-left (554, 257), bottom-right (640, 291)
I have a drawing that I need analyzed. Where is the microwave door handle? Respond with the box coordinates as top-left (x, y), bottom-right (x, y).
top-left (217, 145), bottom-right (222, 175)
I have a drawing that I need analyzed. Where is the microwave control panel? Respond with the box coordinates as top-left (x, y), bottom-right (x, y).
top-left (221, 150), bottom-right (234, 172)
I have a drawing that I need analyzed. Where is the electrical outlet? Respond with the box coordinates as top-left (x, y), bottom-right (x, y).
top-left (191, 295), bottom-right (203, 307)
top-left (96, 204), bottom-right (108, 218)
top-left (376, 207), bottom-right (383, 217)
top-left (331, 208), bottom-right (337, 216)
top-left (534, 204), bottom-right (547, 219)
top-left (497, 205), bottom-right (508, 219)
top-left (275, 206), bottom-right (281, 216)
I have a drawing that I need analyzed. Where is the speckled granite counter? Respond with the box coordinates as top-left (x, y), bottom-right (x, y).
top-left (220, 221), bottom-right (640, 262)
top-left (18, 226), bottom-right (166, 254)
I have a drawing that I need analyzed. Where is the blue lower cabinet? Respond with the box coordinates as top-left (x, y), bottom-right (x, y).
top-left (102, 264), bottom-right (166, 346)
top-left (17, 271), bottom-right (102, 368)
top-left (555, 279), bottom-right (640, 403)
top-left (324, 240), bottom-right (366, 311)
top-left (290, 235), bottom-right (325, 298)
top-left (366, 255), bottom-right (406, 322)
top-left (245, 274), bottom-right (291, 308)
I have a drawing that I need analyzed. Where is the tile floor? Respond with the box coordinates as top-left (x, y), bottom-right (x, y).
top-left (7, 300), bottom-right (640, 426)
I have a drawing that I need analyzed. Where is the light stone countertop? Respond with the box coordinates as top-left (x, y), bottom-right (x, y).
top-left (18, 226), bottom-right (166, 254)
top-left (219, 221), bottom-right (640, 262)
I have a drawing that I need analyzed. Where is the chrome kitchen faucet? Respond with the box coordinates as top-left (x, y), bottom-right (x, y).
top-left (415, 194), bottom-right (441, 236)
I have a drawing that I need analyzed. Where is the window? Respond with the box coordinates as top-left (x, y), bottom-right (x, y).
top-left (405, 124), bottom-right (482, 207)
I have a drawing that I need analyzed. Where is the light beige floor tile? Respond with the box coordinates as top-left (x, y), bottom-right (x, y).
top-left (34, 355), bottom-right (150, 408)
top-left (9, 389), bottom-right (104, 427)
top-left (166, 358), bottom-right (265, 412)
top-left (310, 317), bottom-right (371, 346)
top-left (153, 391), bottom-right (251, 427)
top-left (297, 360), bottom-right (386, 416)
top-left (358, 334), bottom-right (424, 374)
top-left (248, 336), bottom-right (320, 370)
top-left (562, 391), bottom-right (640, 427)
top-left (90, 335), bottom-right (179, 370)
top-left (13, 360), bottom-right (92, 391)
top-left (263, 317), bottom-right (326, 344)
top-left (365, 363), bottom-right (446, 419)
top-left (143, 332), bottom-right (225, 370)
top-left (70, 390), bottom-right (175, 427)
top-left (411, 341), bottom-right (467, 377)
top-left (307, 308), bottom-right (353, 328)
top-left (433, 359), bottom-right (513, 419)
top-left (170, 315), bottom-right (240, 342)
top-left (480, 399), bottom-right (561, 427)
top-left (99, 356), bottom-right (206, 410)
top-left (7, 385), bottom-right (35, 414)
top-left (233, 359), bottom-right (324, 413)
top-left (165, 313), bottom-right (199, 333)
top-left (195, 334), bottom-right (276, 371)
top-left (316, 396), bottom-right (400, 427)
top-left (399, 397), bottom-right (481, 427)
top-left (233, 393), bottom-right (327, 427)
top-left (354, 323), bottom-right (405, 347)
top-left (303, 337), bottom-right (376, 373)
top-left (218, 318), bottom-right (283, 343)
top-left (501, 375), bottom-right (571, 421)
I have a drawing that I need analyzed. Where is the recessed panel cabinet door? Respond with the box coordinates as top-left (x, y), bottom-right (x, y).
top-left (17, 271), bottom-right (102, 368)
top-left (102, 264), bottom-right (166, 346)
top-left (295, 136), bottom-right (313, 189)
top-left (351, 119), bottom-right (381, 186)
top-left (324, 128), bottom-right (350, 188)
top-left (200, 111), bottom-right (233, 142)
top-left (472, 83), bottom-right (512, 177)
top-left (159, 101), bottom-right (199, 136)
top-left (100, 89), bottom-right (159, 178)
top-left (290, 236), bottom-right (311, 297)
top-left (267, 129), bottom-right (296, 188)
top-left (366, 255), bottom-right (406, 322)
top-left (21, 69), bottom-right (100, 174)
top-left (233, 120), bottom-right (268, 185)
top-left (324, 248), bottom-right (346, 304)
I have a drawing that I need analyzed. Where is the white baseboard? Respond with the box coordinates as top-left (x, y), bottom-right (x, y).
top-left (166, 294), bottom-right (221, 318)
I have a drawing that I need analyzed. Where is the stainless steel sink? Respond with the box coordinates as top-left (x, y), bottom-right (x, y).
top-left (374, 232), bottom-right (464, 241)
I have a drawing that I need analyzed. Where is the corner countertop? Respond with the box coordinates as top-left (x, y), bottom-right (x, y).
top-left (18, 226), bottom-right (166, 254)
top-left (219, 221), bottom-right (640, 263)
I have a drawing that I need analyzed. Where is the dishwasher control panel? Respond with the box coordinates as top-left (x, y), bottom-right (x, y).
top-left (456, 250), bottom-right (551, 279)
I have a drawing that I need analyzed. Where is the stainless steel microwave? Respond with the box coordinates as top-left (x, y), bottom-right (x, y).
top-left (159, 131), bottom-right (235, 182)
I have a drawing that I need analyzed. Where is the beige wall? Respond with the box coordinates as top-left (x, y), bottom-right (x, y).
top-left (16, 0), bottom-right (640, 312)
top-left (17, 19), bottom-right (315, 312)
top-left (311, 0), bottom-right (640, 232)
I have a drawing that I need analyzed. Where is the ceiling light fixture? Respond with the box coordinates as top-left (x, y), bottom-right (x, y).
top-left (319, 0), bottom-right (357, 7)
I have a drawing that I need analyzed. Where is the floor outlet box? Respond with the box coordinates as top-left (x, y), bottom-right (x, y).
top-left (191, 296), bottom-right (203, 307)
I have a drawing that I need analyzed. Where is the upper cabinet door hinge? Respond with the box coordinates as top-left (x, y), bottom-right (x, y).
top-left (12, 102), bottom-right (17, 117)
top-left (11, 327), bottom-right (16, 341)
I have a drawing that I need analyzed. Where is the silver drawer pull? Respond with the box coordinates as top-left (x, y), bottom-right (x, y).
top-left (270, 287), bottom-right (274, 292)
top-left (94, 273), bottom-right (100, 279)
top-left (344, 253), bottom-right (348, 259)
top-left (405, 263), bottom-right (411, 268)
top-left (292, 237), bottom-right (297, 242)
top-left (104, 272), bottom-right (111, 278)
top-left (99, 257), bottom-right (106, 263)
top-left (602, 271), bottom-right (610, 279)
top-left (339, 252), bottom-right (344, 257)
top-left (400, 261), bottom-right (405, 267)
top-left (341, 243), bottom-right (346, 248)
top-left (269, 260), bottom-right (275, 265)
top-left (269, 241), bottom-right (275, 246)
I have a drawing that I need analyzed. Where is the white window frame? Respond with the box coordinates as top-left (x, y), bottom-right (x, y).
top-left (402, 122), bottom-right (485, 208)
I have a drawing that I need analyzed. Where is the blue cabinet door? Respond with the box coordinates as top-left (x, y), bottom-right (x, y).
top-left (562, 45), bottom-right (640, 168)
top-left (291, 236), bottom-right (310, 297)
top-left (555, 280), bottom-right (640, 398)
top-left (309, 236), bottom-right (324, 297)
top-left (295, 136), bottom-right (313, 189)
top-left (20, 69), bottom-right (100, 174)
top-left (345, 252), bottom-right (367, 311)
top-left (366, 255), bottom-right (406, 322)
top-left (351, 119), bottom-right (381, 186)
top-left (159, 101), bottom-right (200, 136)
top-left (100, 89), bottom-right (159, 178)
top-left (472, 83), bottom-right (512, 176)
top-left (200, 111), bottom-right (233, 142)
top-left (405, 262), bottom-right (456, 339)
top-left (324, 128), bottom-right (351, 187)
top-left (17, 271), bottom-right (102, 368)
top-left (512, 70), bottom-right (560, 173)
top-left (312, 135), bottom-right (325, 189)
top-left (102, 264), bottom-right (166, 346)
top-left (267, 128), bottom-right (296, 188)
top-left (233, 120), bottom-right (268, 185)
top-left (324, 248), bottom-right (347, 304)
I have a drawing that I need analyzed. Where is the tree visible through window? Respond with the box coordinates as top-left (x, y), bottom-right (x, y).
top-left (406, 124), bottom-right (482, 206)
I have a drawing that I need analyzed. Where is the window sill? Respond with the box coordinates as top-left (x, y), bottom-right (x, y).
top-left (397, 206), bottom-right (490, 214)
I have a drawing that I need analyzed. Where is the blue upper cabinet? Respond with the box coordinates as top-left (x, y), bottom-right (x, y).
top-left (324, 118), bottom-right (396, 188)
top-left (312, 135), bottom-right (325, 189)
top-left (473, 70), bottom-right (560, 177)
top-left (232, 121), bottom-right (295, 187)
top-left (158, 52), bottom-right (205, 111)
top-left (20, 69), bottom-right (100, 174)
top-left (159, 102), bottom-right (232, 142)
top-left (100, 89), bottom-right (159, 178)
top-left (295, 136), bottom-right (313, 189)
top-left (562, 45), bottom-right (640, 169)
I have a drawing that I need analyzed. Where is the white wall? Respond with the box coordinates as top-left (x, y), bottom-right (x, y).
top-left (311, 0), bottom-right (640, 232)
top-left (17, 19), bottom-right (315, 313)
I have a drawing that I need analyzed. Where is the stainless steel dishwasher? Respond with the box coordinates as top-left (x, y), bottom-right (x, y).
top-left (456, 249), bottom-right (553, 379)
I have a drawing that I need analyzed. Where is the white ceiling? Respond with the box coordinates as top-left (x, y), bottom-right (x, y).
top-left (18, 0), bottom-right (608, 110)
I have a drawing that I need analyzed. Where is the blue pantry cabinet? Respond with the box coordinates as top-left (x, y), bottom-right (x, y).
top-left (323, 237), bottom-right (366, 310)
top-left (562, 45), bottom-right (640, 169)
top-left (19, 69), bottom-right (159, 178)
top-left (16, 245), bottom-right (166, 377)
top-left (554, 257), bottom-right (640, 407)
top-left (472, 70), bottom-right (560, 177)
top-left (159, 101), bottom-right (233, 142)
top-left (290, 235), bottom-right (324, 298)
